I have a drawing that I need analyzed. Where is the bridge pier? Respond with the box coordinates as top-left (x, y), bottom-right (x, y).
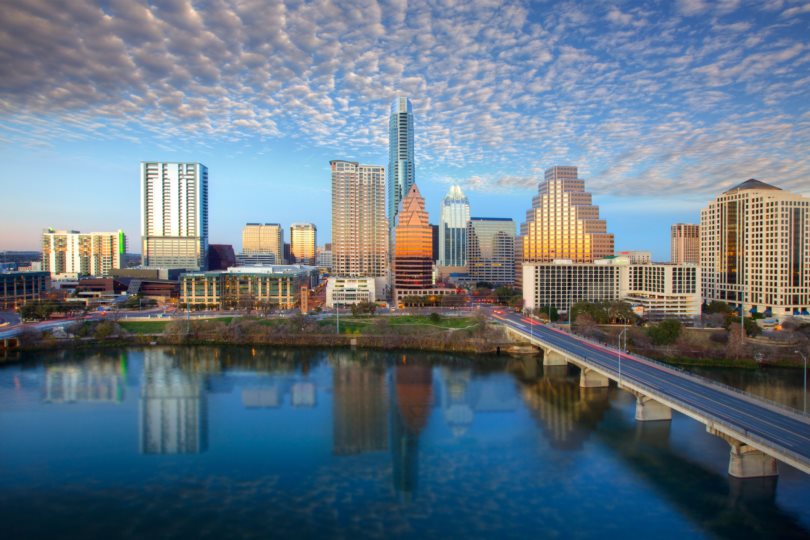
top-left (579, 368), bottom-right (609, 388)
top-left (1, 338), bottom-right (20, 351)
top-left (634, 395), bottom-right (672, 422)
top-left (709, 428), bottom-right (778, 478)
top-left (542, 348), bottom-right (568, 366)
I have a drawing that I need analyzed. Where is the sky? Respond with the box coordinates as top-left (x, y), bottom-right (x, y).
top-left (1, 0), bottom-right (809, 261)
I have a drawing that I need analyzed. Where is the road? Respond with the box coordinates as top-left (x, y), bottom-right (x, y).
top-left (492, 309), bottom-right (810, 472)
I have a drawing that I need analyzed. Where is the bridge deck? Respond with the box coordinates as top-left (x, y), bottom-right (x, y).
top-left (494, 311), bottom-right (810, 474)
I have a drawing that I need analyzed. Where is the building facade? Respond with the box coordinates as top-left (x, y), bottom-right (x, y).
top-left (671, 223), bottom-right (700, 265)
top-left (331, 160), bottom-right (388, 278)
top-left (523, 261), bottom-right (621, 315)
top-left (622, 264), bottom-right (701, 319)
top-left (701, 179), bottom-right (810, 318)
top-left (141, 162), bottom-right (208, 270)
top-left (467, 218), bottom-right (515, 286)
top-left (519, 166), bottom-right (613, 265)
top-left (242, 223), bottom-right (284, 264)
top-left (181, 266), bottom-right (318, 310)
top-left (326, 277), bottom-right (376, 307)
top-left (0, 271), bottom-right (50, 310)
top-left (42, 229), bottom-right (126, 278)
top-left (290, 223), bottom-right (317, 265)
top-left (394, 184), bottom-right (433, 293)
top-left (439, 185), bottom-right (470, 268)
top-left (388, 96), bottom-right (416, 242)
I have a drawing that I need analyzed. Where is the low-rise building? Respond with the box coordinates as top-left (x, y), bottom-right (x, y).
top-left (181, 266), bottom-right (318, 310)
top-left (622, 264), bottom-right (701, 320)
top-left (0, 271), bottom-right (51, 310)
top-left (326, 277), bottom-right (376, 308)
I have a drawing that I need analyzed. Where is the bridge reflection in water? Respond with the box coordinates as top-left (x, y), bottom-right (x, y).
top-left (515, 360), bottom-right (810, 539)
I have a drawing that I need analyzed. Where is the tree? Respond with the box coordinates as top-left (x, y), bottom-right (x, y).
top-left (494, 286), bottom-right (519, 305)
top-left (429, 312), bottom-right (442, 323)
top-left (351, 302), bottom-right (377, 316)
top-left (704, 301), bottom-right (733, 314)
top-left (607, 301), bottom-right (635, 324)
top-left (571, 302), bottom-right (609, 324)
top-left (536, 305), bottom-right (559, 322)
top-left (646, 319), bottom-right (682, 346)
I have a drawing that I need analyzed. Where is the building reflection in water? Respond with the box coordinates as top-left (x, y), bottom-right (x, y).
top-left (391, 362), bottom-right (433, 500)
top-left (44, 353), bottom-right (127, 404)
top-left (521, 369), bottom-right (610, 450)
top-left (139, 349), bottom-right (208, 454)
top-left (332, 356), bottom-right (388, 455)
top-left (438, 367), bottom-right (519, 438)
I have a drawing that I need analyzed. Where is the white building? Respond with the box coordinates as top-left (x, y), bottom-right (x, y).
top-left (438, 185), bottom-right (470, 268)
top-left (42, 228), bottom-right (126, 278)
top-left (523, 257), bottom-right (702, 319)
top-left (671, 223), bottom-right (700, 264)
top-left (701, 179), bottom-right (810, 318)
top-left (141, 162), bottom-right (208, 270)
top-left (326, 277), bottom-right (376, 307)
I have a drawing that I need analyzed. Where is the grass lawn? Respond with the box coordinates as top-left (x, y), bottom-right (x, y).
top-left (118, 320), bottom-right (169, 334)
top-left (316, 315), bottom-right (478, 334)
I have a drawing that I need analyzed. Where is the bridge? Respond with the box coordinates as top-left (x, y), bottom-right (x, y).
top-left (492, 310), bottom-right (810, 478)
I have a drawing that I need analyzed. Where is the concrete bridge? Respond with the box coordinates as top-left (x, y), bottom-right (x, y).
top-left (493, 310), bottom-right (810, 478)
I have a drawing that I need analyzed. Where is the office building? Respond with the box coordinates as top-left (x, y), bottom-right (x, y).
top-left (388, 96), bottom-right (416, 241)
top-left (439, 185), bottom-right (470, 268)
top-left (207, 244), bottom-right (236, 270)
top-left (331, 160), bottom-right (388, 278)
top-left (394, 184), bottom-right (433, 293)
top-left (519, 166), bottom-right (613, 264)
top-left (317, 246), bottom-right (333, 270)
top-left (242, 223), bottom-right (284, 264)
top-left (0, 271), bottom-right (50, 310)
top-left (523, 258), bottom-right (702, 319)
top-left (290, 223), bottom-right (317, 265)
top-left (181, 265), bottom-right (318, 310)
top-left (326, 277), bottom-right (376, 307)
top-left (671, 223), bottom-right (700, 264)
top-left (42, 229), bottom-right (126, 278)
top-left (701, 179), bottom-right (810, 317)
top-left (467, 218), bottom-right (515, 286)
top-left (141, 162), bottom-right (208, 270)
top-left (617, 250), bottom-right (652, 264)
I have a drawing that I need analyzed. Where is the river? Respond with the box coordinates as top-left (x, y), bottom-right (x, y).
top-left (0, 346), bottom-right (808, 539)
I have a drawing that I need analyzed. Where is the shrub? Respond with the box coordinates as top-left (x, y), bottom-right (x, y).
top-left (647, 319), bottom-right (682, 346)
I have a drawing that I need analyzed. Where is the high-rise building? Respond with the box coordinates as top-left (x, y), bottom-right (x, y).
top-left (242, 223), bottom-right (283, 264)
top-left (290, 223), bottom-right (317, 265)
top-left (519, 166), bottom-right (613, 264)
top-left (439, 185), bottom-right (470, 268)
top-left (331, 160), bottom-right (388, 278)
top-left (701, 179), bottom-right (810, 318)
top-left (206, 244), bottom-right (236, 271)
top-left (671, 223), bottom-right (700, 264)
top-left (141, 162), bottom-right (208, 270)
top-left (42, 229), bottom-right (126, 277)
top-left (388, 96), bottom-right (416, 241)
top-left (467, 218), bottom-right (515, 286)
top-left (394, 184), bottom-right (433, 293)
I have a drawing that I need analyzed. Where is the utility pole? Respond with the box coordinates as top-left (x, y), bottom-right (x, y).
top-left (796, 350), bottom-right (807, 414)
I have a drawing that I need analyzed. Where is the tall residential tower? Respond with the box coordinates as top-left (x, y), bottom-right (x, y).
top-left (439, 185), bottom-right (470, 268)
top-left (141, 162), bottom-right (208, 270)
top-left (388, 97), bottom-right (416, 241)
top-left (331, 160), bottom-right (388, 278)
top-left (671, 223), bottom-right (700, 264)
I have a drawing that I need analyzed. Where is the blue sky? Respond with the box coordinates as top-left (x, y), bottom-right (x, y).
top-left (1, 0), bottom-right (809, 260)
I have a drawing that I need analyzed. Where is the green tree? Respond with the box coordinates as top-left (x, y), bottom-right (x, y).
top-left (536, 305), bottom-right (559, 322)
top-left (704, 301), bottom-right (733, 314)
top-left (646, 319), bottom-right (682, 346)
top-left (429, 312), bottom-right (442, 323)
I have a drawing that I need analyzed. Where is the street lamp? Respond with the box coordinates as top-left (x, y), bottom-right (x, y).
top-left (795, 349), bottom-right (807, 414)
top-left (618, 327), bottom-right (627, 387)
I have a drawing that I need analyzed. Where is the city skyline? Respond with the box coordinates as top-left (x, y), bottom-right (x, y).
top-left (1, 1), bottom-right (809, 261)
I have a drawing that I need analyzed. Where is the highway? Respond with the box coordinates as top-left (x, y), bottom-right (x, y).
top-left (492, 310), bottom-right (810, 474)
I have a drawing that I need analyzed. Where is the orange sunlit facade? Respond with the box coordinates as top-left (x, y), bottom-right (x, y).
top-left (519, 166), bottom-right (613, 264)
top-left (394, 184), bottom-right (433, 291)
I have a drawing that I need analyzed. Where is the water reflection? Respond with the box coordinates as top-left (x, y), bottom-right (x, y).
top-left (333, 358), bottom-right (388, 455)
top-left (139, 349), bottom-right (207, 454)
top-left (43, 354), bottom-right (127, 404)
top-left (390, 363), bottom-right (433, 500)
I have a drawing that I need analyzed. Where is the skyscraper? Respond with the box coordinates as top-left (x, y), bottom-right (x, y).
top-left (671, 223), bottom-right (700, 264)
top-left (290, 223), bottom-right (317, 265)
top-left (331, 160), bottom-right (388, 277)
top-left (394, 184), bottom-right (433, 293)
top-left (468, 218), bottom-right (516, 286)
top-left (388, 96), bottom-right (415, 240)
top-left (141, 162), bottom-right (208, 270)
top-left (700, 179), bottom-right (809, 318)
top-left (439, 185), bottom-right (470, 268)
top-left (242, 223), bottom-right (283, 264)
top-left (42, 228), bottom-right (126, 277)
top-left (519, 166), bottom-right (613, 264)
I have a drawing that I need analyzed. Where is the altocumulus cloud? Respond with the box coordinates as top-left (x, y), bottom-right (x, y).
top-left (0, 0), bottom-right (809, 195)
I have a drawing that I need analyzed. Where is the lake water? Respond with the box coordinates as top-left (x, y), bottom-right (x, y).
top-left (1, 347), bottom-right (809, 539)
